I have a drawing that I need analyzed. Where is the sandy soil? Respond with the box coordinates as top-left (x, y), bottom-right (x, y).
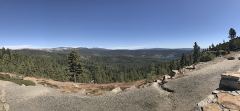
top-left (0, 81), bottom-right (171, 111)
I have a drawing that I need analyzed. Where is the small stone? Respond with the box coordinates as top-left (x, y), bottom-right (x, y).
top-left (151, 82), bottom-right (160, 88)
top-left (212, 90), bottom-right (220, 94)
top-left (236, 90), bottom-right (240, 94)
top-left (212, 98), bottom-right (217, 103)
top-left (111, 87), bottom-right (122, 94)
top-left (156, 80), bottom-right (161, 83)
top-left (73, 84), bottom-right (79, 88)
top-left (206, 94), bottom-right (216, 103)
top-left (230, 91), bottom-right (239, 96)
top-left (223, 108), bottom-right (230, 111)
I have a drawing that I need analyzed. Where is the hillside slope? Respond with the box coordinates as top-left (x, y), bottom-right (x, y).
top-left (1, 52), bottom-right (240, 111)
top-left (15, 48), bottom-right (192, 59)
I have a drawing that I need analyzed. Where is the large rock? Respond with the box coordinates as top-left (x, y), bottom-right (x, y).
top-left (197, 91), bottom-right (240, 111)
top-left (217, 93), bottom-right (240, 110)
top-left (185, 65), bottom-right (195, 70)
top-left (172, 70), bottom-right (179, 75)
top-left (219, 72), bottom-right (240, 90)
top-left (202, 103), bottom-right (221, 111)
top-left (162, 75), bottom-right (171, 83)
top-left (197, 94), bottom-right (216, 108)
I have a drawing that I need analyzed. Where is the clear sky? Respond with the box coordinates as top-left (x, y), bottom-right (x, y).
top-left (0, 0), bottom-right (240, 49)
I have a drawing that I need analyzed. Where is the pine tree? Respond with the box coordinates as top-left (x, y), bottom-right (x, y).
top-left (216, 49), bottom-right (220, 57)
top-left (229, 40), bottom-right (234, 51)
top-left (168, 61), bottom-right (175, 78)
top-left (76, 63), bottom-right (83, 82)
top-left (211, 43), bottom-right (215, 51)
top-left (146, 64), bottom-right (156, 82)
top-left (1, 47), bottom-right (6, 58)
top-left (6, 48), bottom-right (11, 60)
top-left (229, 28), bottom-right (236, 40)
top-left (193, 42), bottom-right (201, 64)
top-left (94, 65), bottom-right (105, 83)
top-left (180, 53), bottom-right (186, 68)
top-left (150, 64), bottom-right (156, 76)
top-left (68, 51), bottom-right (80, 83)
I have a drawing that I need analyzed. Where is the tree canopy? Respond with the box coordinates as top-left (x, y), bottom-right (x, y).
top-left (229, 28), bottom-right (237, 40)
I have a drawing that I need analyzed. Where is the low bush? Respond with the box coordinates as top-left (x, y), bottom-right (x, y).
top-left (0, 74), bottom-right (11, 79)
top-left (227, 57), bottom-right (235, 60)
top-left (200, 52), bottom-right (216, 62)
top-left (11, 79), bottom-right (35, 86)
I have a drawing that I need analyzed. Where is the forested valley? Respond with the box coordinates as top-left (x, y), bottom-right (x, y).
top-left (0, 28), bottom-right (239, 83)
top-left (0, 48), bottom-right (190, 83)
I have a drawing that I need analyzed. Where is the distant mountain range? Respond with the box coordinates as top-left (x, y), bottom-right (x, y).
top-left (14, 47), bottom-right (192, 60)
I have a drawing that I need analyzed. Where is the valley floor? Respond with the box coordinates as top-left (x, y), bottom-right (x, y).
top-left (1, 53), bottom-right (240, 111)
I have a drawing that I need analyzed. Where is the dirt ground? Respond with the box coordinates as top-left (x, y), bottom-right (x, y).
top-left (164, 53), bottom-right (240, 111)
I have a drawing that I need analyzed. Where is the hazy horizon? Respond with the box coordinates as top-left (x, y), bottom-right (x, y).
top-left (0, 45), bottom-right (193, 50)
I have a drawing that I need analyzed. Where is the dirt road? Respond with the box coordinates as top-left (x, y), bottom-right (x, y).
top-left (165, 54), bottom-right (240, 111)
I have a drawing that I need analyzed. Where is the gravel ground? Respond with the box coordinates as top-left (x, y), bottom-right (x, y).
top-left (1, 53), bottom-right (240, 111)
top-left (164, 54), bottom-right (240, 111)
top-left (1, 82), bottom-right (171, 111)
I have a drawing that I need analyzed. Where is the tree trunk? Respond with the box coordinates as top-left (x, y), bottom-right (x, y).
top-left (74, 74), bottom-right (76, 83)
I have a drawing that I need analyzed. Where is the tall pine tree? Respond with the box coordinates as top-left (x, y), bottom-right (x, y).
top-left (229, 28), bottom-right (236, 40)
top-left (68, 51), bottom-right (81, 83)
top-left (180, 53), bottom-right (186, 68)
top-left (193, 42), bottom-right (201, 64)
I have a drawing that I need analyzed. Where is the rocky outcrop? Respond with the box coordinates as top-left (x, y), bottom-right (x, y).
top-left (219, 72), bottom-right (240, 90)
top-left (162, 75), bottom-right (171, 83)
top-left (197, 71), bottom-right (240, 111)
top-left (197, 94), bottom-right (217, 108)
top-left (202, 103), bottom-right (221, 111)
top-left (197, 90), bottom-right (240, 111)
top-left (217, 92), bottom-right (240, 110)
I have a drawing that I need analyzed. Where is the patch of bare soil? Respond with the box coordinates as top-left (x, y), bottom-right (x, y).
top-left (23, 76), bottom-right (146, 95)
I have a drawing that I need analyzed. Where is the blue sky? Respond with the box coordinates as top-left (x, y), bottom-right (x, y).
top-left (0, 0), bottom-right (240, 49)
